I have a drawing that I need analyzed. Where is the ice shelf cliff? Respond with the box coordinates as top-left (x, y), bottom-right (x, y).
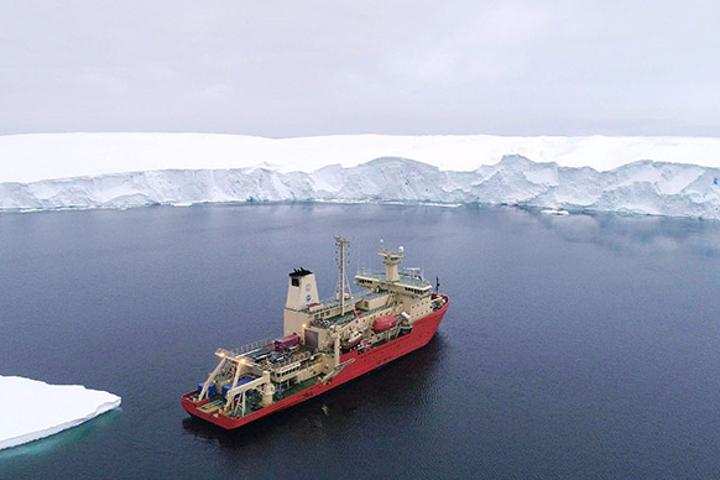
top-left (1, 155), bottom-right (719, 219)
top-left (1, 133), bottom-right (719, 220)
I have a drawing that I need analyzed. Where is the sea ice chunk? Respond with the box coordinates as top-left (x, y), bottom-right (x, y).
top-left (0, 375), bottom-right (121, 451)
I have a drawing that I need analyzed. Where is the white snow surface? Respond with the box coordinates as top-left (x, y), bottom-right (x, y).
top-left (0, 376), bottom-right (121, 451)
top-left (3, 133), bottom-right (720, 183)
top-left (1, 133), bottom-right (720, 219)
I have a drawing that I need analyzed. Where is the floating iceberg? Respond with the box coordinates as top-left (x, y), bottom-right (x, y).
top-left (0, 376), bottom-right (121, 451)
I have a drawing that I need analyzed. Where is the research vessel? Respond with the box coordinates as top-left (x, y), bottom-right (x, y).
top-left (181, 237), bottom-right (449, 429)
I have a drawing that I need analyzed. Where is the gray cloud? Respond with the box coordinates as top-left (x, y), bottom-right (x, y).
top-left (0, 0), bottom-right (718, 136)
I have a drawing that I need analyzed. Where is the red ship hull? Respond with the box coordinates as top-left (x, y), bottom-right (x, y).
top-left (181, 295), bottom-right (449, 430)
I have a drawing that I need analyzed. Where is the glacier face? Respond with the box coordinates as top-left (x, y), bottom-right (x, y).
top-left (0, 376), bottom-right (121, 451)
top-left (1, 155), bottom-right (720, 220)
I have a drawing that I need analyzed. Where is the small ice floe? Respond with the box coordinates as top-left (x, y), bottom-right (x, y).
top-left (540, 208), bottom-right (570, 216)
top-left (0, 375), bottom-right (121, 451)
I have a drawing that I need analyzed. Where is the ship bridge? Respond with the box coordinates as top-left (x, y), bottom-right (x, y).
top-left (354, 270), bottom-right (432, 297)
top-left (282, 238), bottom-right (436, 354)
top-left (354, 241), bottom-right (433, 296)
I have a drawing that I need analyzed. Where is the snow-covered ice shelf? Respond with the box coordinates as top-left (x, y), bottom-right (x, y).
top-left (0, 376), bottom-right (121, 451)
top-left (1, 133), bottom-right (720, 220)
top-left (3, 133), bottom-right (720, 183)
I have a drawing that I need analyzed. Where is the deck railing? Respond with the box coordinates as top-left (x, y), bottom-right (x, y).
top-left (218, 336), bottom-right (275, 358)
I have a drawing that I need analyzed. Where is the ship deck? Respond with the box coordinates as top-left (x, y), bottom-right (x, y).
top-left (182, 295), bottom-right (449, 428)
top-left (306, 290), bottom-right (381, 313)
top-left (277, 377), bottom-right (318, 400)
top-left (310, 300), bottom-right (392, 328)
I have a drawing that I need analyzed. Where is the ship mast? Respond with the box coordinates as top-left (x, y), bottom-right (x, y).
top-left (378, 239), bottom-right (404, 282)
top-left (335, 235), bottom-right (353, 315)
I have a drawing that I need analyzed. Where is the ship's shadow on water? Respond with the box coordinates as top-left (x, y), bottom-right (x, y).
top-left (180, 334), bottom-right (448, 449)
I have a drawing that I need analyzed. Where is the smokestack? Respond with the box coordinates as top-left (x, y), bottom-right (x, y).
top-left (285, 268), bottom-right (319, 310)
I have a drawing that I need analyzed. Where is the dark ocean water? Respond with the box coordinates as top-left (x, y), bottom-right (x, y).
top-left (2, 204), bottom-right (720, 480)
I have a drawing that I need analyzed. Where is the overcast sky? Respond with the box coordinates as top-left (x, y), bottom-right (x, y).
top-left (1, 0), bottom-right (718, 137)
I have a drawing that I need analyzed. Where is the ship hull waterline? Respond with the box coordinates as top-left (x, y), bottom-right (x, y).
top-left (181, 296), bottom-right (449, 430)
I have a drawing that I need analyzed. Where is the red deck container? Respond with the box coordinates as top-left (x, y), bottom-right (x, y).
top-left (274, 333), bottom-right (300, 351)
